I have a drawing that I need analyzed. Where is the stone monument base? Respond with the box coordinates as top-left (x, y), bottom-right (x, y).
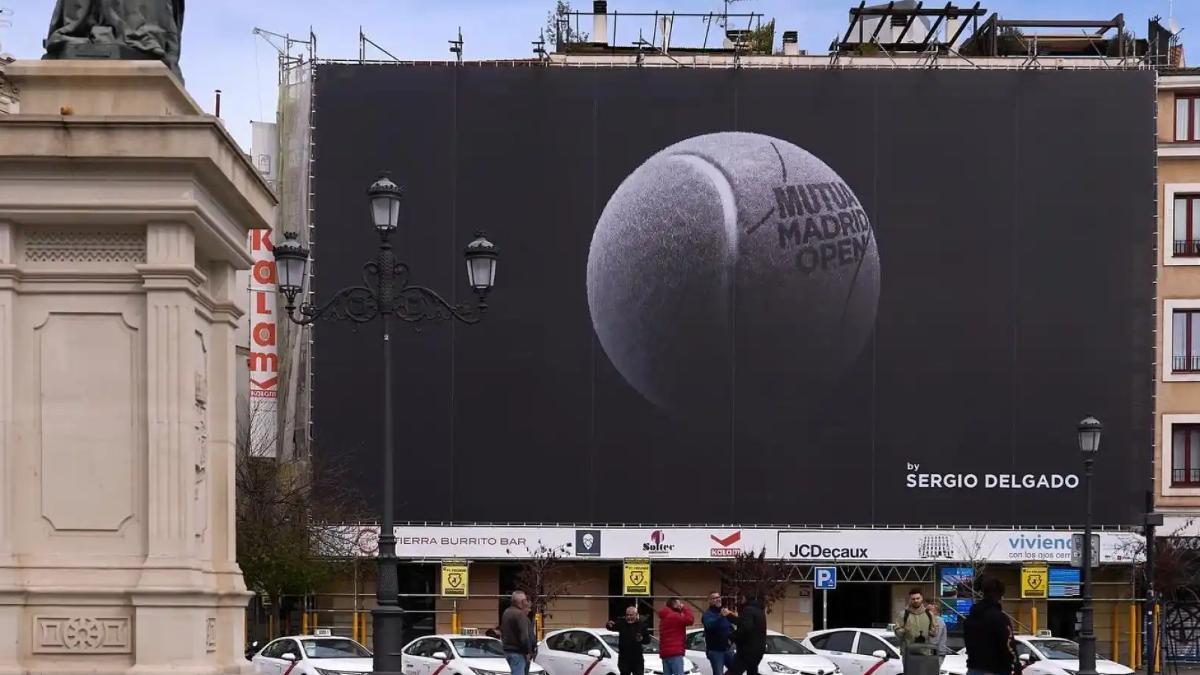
top-left (0, 60), bottom-right (272, 674)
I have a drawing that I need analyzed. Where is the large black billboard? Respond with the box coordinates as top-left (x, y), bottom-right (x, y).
top-left (311, 65), bottom-right (1154, 527)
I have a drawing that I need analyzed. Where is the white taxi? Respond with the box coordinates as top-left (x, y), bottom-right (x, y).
top-left (402, 634), bottom-right (548, 675)
top-left (684, 629), bottom-right (841, 675)
top-left (250, 630), bottom-right (373, 674)
top-left (802, 628), bottom-right (905, 675)
top-left (536, 627), bottom-right (699, 675)
top-left (942, 634), bottom-right (1135, 675)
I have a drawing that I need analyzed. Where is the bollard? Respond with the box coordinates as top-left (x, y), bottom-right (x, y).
top-left (1112, 603), bottom-right (1118, 663)
top-left (1129, 604), bottom-right (1138, 669)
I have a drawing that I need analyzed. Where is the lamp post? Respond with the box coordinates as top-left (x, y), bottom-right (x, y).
top-left (1077, 416), bottom-right (1102, 675)
top-left (273, 175), bottom-right (498, 675)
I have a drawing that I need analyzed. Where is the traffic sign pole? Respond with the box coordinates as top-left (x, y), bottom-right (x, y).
top-left (823, 589), bottom-right (828, 630)
top-left (813, 566), bottom-right (837, 629)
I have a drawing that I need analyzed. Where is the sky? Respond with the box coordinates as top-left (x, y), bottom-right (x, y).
top-left (2, 0), bottom-right (1195, 150)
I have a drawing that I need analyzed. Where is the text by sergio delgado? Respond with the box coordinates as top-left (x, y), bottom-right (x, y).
top-left (905, 463), bottom-right (1079, 489)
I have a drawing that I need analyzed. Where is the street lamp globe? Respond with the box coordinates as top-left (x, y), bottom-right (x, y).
top-left (272, 231), bottom-right (309, 306)
top-left (367, 175), bottom-right (403, 234)
top-left (464, 231), bottom-right (499, 295)
top-left (1077, 416), bottom-right (1102, 456)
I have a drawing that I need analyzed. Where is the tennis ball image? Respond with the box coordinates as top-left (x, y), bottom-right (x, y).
top-left (586, 132), bottom-right (879, 421)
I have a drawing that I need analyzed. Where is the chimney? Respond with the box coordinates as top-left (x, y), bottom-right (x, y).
top-left (593, 1), bottom-right (608, 45)
top-left (658, 14), bottom-right (673, 51)
top-left (782, 30), bottom-right (800, 55)
top-left (945, 15), bottom-right (960, 45)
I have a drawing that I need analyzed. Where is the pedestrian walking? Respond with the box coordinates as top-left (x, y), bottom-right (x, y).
top-left (894, 588), bottom-right (933, 647)
top-left (726, 594), bottom-right (766, 675)
top-left (657, 597), bottom-right (696, 675)
top-left (502, 591), bottom-right (537, 675)
top-left (702, 592), bottom-right (735, 675)
top-left (963, 576), bottom-right (1018, 675)
top-left (607, 605), bottom-right (652, 675)
top-left (926, 603), bottom-right (949, 662)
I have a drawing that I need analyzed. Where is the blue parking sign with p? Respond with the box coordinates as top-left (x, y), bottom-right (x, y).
top-left (814, 566), bottom-right (837, 590)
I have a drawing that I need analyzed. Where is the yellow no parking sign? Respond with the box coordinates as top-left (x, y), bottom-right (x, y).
top-left (441, 561), bottom-right (469, 597)
top-left (624, 559), bottom-right (651, 596)
top-left (1021, 563), bottom-right (1048, 599)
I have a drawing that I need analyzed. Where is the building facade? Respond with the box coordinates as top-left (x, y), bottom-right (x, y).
top-left (252, 3), bottom-right (1163, 667)
top-left (1156, 69), bottom-right (1200, 662)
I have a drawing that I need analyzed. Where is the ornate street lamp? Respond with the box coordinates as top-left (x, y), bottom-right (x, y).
top-left (274, 175), bottom-right (497, 675)
top-left (1077, 416), bottom-right (1102, 675)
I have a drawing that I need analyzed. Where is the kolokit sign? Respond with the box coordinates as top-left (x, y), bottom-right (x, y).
top-left (312, 66), bottom-right (1154, 526)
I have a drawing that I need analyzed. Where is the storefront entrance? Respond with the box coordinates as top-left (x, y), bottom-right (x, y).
top-left (813, 583), bottom-right (892, 629)
top-left (1048, 600), bottom-right (1082, 640)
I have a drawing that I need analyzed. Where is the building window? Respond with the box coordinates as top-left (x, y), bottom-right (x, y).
top-left (1175, 195), bottom-right (1200, 257)
top-left (1174, 424), bottom-right (1200, 485)
top-left (1177, 96), bottom-right (1200, 141)
top-left (1174, 310), bottom-right (1200, 372)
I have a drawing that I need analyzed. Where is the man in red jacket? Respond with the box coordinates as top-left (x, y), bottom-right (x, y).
top-left (658, 598), bottom-right (695, 675)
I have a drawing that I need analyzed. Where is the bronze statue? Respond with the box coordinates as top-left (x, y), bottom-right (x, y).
top-left (44, 0), bottom-right (186, 81)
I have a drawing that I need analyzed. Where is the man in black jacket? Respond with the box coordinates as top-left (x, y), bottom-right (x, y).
top-left (726, 595), bottom-right (767, 675)
top-left (607, 606), bottom-right (652, 675)
top-left (963, 577), bottom-right (1017, 675)
top-left (502, 591), bottom-right (537, 675)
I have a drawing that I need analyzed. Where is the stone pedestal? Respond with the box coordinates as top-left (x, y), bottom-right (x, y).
top-left (0, 61), bottom-right (274, 674)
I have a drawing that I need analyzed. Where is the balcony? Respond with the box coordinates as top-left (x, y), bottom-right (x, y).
top-left (1173, 355), bottom-right (1200, 372)
top-left (1175, 239), bottom-right (1200, 257)
top-left (1173, 468), bottom-right (1200, 485)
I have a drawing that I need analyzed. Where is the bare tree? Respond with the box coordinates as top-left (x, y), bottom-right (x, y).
top-left (956, 532), bottom-right (998, 601)
top-left (720, 548), bottom-right (793, 611)
top-left (507, 540), bottom-right (575, 621)
top-left (236, 408), bottom-right (371, 622)
top-left (545, 1), bottom-right (588, 49)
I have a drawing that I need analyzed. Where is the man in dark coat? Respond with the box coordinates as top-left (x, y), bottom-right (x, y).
top-left (963, 576), bottom-right (1018, 675)
top-left (702, 592), bottom-right (735, 675)
top-left (726, 595), bottom-right (767, 675)
top-left (608, 605), bottom-right (652, 675)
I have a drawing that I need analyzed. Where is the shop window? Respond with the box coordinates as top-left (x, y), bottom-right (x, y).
top-left (499, 564), bottom-right (523, 626)
top-left (608, 565), bottom-right (653, 625)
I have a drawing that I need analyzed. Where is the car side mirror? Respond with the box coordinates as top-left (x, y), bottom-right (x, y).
top-left (872, 650), bottom-right (888, 660)
top-left (1019, 654), bottom-right (1031, 663)
top-left (433, 652), bottom-right (449, 662)
top-left (282, 654), bottom-right (296, 662)
top-left (587, 649), bottom-right (603, 659)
